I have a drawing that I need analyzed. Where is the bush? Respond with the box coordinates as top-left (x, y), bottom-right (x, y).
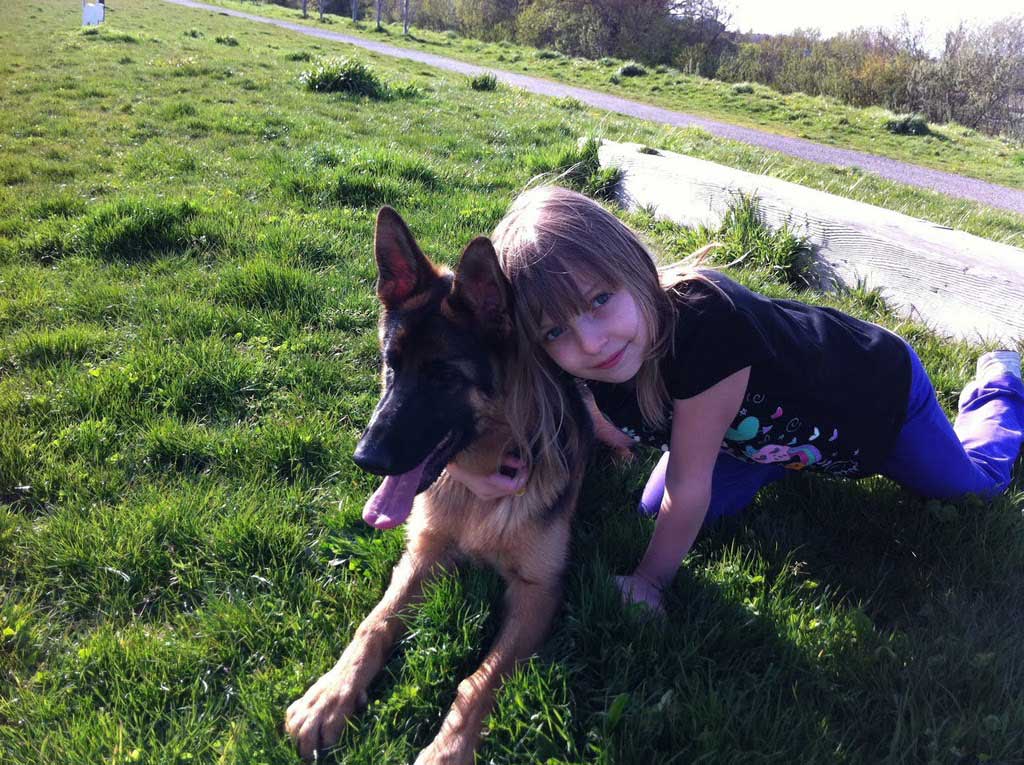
top-left (884, 113), bottom-right (930, 136)
top-left (470, 72), bottom-right (497, 91)
top-left (214, 35), bottom-right (238, 46)
top-left (555, 96), bottom-right (584, 111)
top-left (732, 82), bottom-right (755, 94)
top-left (525, 137), bottom-right (621, 201)
top-left (618, 62), bottom-right (646, 77)
top-left (694, 195), bottom-right (811, 287)
top-left (183, 28), bottom-right (203, 39)
top-left (299, 57), bottom-right (384, 98)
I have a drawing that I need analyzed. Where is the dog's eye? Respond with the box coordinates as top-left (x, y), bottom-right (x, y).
top-left (424, 362), bottom-right (465, 386)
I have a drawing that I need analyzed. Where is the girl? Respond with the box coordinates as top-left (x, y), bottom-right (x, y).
top-left (447, 186), bottom-right (1024, 612)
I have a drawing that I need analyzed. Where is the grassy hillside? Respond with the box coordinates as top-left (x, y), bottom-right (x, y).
top-left (1, 1), bottom-right (1023, 763)
top-left (200, 0), bottom-right (1024, 193)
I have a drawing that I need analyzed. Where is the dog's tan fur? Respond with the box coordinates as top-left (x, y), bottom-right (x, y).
top-left (284, 210), bottom-right (632, 764)
top-left (285, 407), bottom-right (584, 764)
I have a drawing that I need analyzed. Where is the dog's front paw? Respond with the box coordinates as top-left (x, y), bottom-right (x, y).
top-left (413, 734), bottom-right (476, 765)
top-left (285, 671), bottom-right (367, 759)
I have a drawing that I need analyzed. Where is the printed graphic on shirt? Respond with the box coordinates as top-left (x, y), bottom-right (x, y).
top-left (722, 393), bottom-right (863, 476)
top-left (616, 392), bottom-right (864, 477)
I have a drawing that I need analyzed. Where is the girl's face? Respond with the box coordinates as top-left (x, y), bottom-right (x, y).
top-left (538, 276), bottom-right (649, 384)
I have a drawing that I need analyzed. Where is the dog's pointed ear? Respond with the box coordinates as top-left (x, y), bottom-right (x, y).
top-left (374, 207), bottom-right (437, 308)
top-left (450, 237), bottom-right (513, 339)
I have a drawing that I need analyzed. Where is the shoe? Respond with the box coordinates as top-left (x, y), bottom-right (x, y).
top-left (977, 350), bottom-right (1022, 382)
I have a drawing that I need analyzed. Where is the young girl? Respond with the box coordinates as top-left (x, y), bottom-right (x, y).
top-left (447, 186), bottom-right (1024, 612)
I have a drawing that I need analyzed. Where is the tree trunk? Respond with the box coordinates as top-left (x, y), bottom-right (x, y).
top-left (376, 0), bottom-right (382, 31)
top-left (301, 0), bottom-right (308, 18)
top-left (403, 0), bottom-right (409, 35)
top-left (351, 0), bottom-right (358, 22)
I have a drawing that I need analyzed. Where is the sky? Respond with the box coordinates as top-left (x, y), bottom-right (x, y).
top-left (721, 0), bottom-right (1022, 54)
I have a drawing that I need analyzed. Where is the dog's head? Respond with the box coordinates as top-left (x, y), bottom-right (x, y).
top-left (354, 206), bottom-right (513, 530)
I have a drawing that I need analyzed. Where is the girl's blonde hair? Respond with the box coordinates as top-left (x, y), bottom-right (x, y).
top-left (492, 186), bottom-right (705, 477)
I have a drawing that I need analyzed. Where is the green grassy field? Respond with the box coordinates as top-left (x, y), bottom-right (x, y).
top-left (199, 0), bottom-right (1024, 193)
top-left (1, 1), bottom-right (1023, 763)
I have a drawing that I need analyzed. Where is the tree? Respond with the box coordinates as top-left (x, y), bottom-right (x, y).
top-left (454, 0), bottom-right (518, 41)
top-left (927, 17), bottom-right (1024, 131)
top-left (517, 0), bottom-right (611, 58)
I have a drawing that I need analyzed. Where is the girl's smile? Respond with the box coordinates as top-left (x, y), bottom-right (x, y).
top-left (540, 279), bottom-right (649, 383)
top-left (594, 345), bottom-right (626, 370)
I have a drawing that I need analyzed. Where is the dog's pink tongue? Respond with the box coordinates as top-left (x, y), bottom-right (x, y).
top-left (362, 458), bottom-right (428, 530)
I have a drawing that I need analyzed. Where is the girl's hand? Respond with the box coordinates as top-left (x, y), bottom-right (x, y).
top-left (614, 574), bottom-right (665, 615)
top-left (445, 455), bottom-right (528, 501)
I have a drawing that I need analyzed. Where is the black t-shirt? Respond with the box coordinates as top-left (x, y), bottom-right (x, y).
top-left (590, 271), bottom-right (912, 478)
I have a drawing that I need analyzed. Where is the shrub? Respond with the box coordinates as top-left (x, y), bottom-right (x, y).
top-left (183, 28), bottom-right (203, 39)
top-left (618, 62), bottom-right (646, 77)
top-left (536, 49), bottom-right (561, 60)
top-left (300, 57), bottom-right (384, 98)
top-left (214, 35), bottom-right (239, 46)
top-left (285, 50), bottom-right (312, 61)
top-left (692, 195), bottom-right (812, 287)
top-left (470, 72), bottom-right (497, 91)
top-left (732, 82), bottom-right (755, 94)
top-left (525, 137), bottom-right (620, 201)
top-left (883, 113), bottom-right (930, 136)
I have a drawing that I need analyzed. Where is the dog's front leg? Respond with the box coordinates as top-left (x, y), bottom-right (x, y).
top-left (414, 578), bottom-right (561, 765)
top-left (286, 537), bottom-right (449, 759)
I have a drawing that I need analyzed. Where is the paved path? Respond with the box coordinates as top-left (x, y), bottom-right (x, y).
top-left (164, 0), bottom-right (1024, 216)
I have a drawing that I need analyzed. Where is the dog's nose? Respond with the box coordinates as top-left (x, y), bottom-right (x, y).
top-left (352, 439), bottom-right (392, 476)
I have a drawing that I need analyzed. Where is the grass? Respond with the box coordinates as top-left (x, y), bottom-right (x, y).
top-left (0, 1), bottom-right (1022, 763)
top-left (469, 72), bottom-right (498, 92)
top-left (199, 0), bottom-right (1024, 193)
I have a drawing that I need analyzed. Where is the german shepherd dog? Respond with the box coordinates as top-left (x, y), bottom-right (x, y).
top-left (285, 208), bottom-right (627, 763)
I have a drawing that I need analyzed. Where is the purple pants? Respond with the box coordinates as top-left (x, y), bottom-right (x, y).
top-left (638, 347), bottom-right (1024, 522)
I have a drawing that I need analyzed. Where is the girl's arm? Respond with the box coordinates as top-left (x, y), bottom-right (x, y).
top-left (619, 367), bottom-right (750, 611)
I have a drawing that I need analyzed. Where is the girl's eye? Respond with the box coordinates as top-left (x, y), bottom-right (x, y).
top-left (543, 326), bottom-right (564, 343)
top-left (592, 292), bottom-right (612, 308)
